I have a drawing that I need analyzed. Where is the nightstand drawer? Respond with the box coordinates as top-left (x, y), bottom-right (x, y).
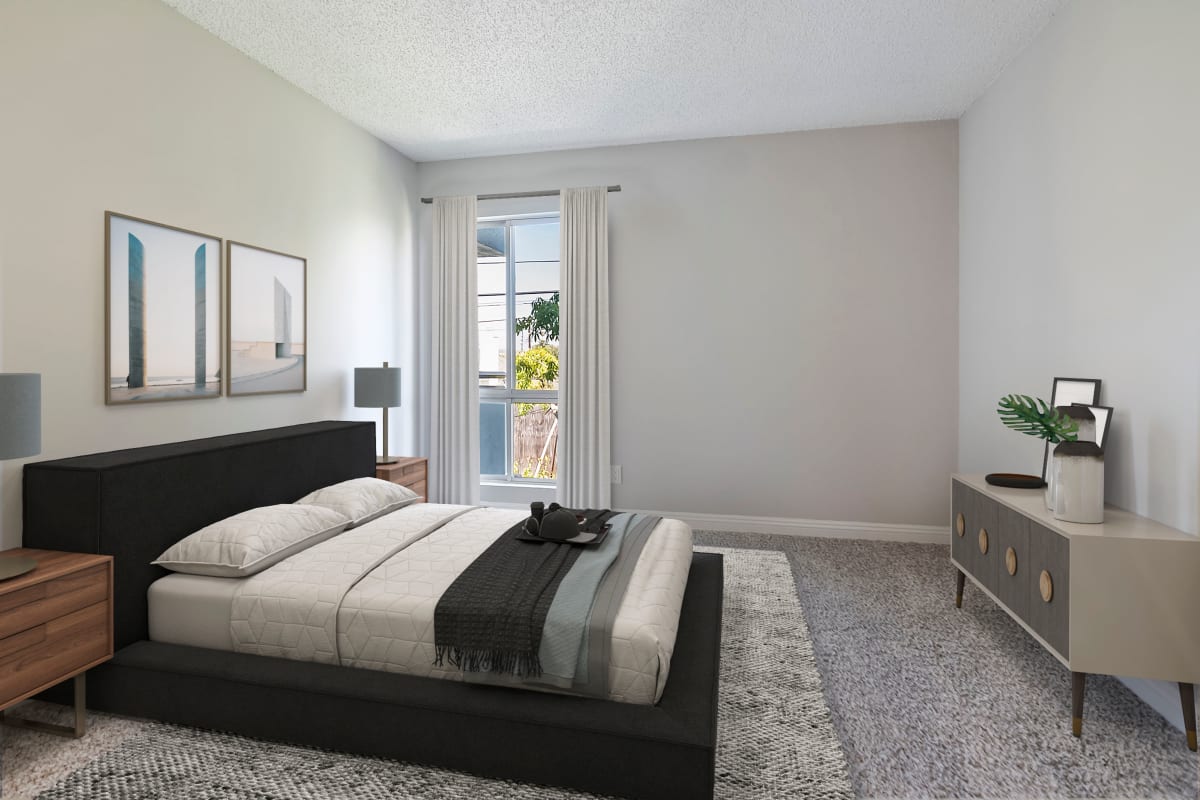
top-left (0, 565), bottom-right (108, 640)
top-left (376, 457), bottom-right (428, 501)
top-left (0, 625), bottom-right (47, 658)
top-left (0, 601), bottom-right (109, 707)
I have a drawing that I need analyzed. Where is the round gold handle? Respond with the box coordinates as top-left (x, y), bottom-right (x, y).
top-left (1040, 570), bottom-right (1053, 603)
top-left (978, 528), bottom-right (988, 555)
top-left (1005, 547), bottom-right (1017, 576)
top-left (956, 513), bottom-right (965, 537)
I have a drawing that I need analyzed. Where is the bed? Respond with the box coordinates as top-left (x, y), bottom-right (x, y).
top-left (23, 421), bottom-right (722, 800)
top-left (149, 502), bottom-right (694, 704)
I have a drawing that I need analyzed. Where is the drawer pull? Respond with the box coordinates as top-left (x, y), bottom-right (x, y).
top-left (1005, 547), bottom-right (1018, 576)
top-left (1040, 570), bottom-right (1054, 603)
top-left (978, 528), bottom-right (989, 555)
top-left (955, 513), bottom-right (965, 537)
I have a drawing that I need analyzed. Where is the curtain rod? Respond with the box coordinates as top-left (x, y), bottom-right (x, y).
top-left (420, 185), bottom-right (621, 204)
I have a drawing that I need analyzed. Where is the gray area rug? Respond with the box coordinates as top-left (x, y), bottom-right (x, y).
top-left (32, 547), bottom-right (851, 800)
top-left (696, 532), bottom-right (1200, 799)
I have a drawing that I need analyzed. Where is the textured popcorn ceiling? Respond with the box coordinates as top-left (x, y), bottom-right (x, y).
top-left (162, 0), bottom-right (1064, 161)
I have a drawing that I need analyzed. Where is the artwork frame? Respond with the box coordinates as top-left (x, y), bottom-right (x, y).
top-left (1072, 403), bottom-right (1114, 452)
top-left (1042, 377), bottom-right (1102, 479)
top-left (105, 211), bottom-right (223, 406)
top-left (226, 241), bottom-right (307, 397)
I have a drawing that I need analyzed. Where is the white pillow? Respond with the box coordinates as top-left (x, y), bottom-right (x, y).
top-left (153, 504), bottom-right (349, 578)
top-left (295, 477), bottom-right (419, 528)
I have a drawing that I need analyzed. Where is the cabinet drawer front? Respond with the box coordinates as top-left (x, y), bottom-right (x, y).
top-left (951, 481), bottom-right (974, 573)
top-left (408, 479), bottom-right (427, 500)
top-left (0, 565), bottom-right (108, 640)
top-left (1028, 522), bottom-right (1070, 658)
top-left (0, 624), bottom-right (47, 659)
top-left (0, 602), bottom-right (109, 707)
top-left (401, 461), bottom-right (425, 479)
top-left (973, 491), bottom-right (1000, 593)
top-left (993, 506), bottom-right (1031, 622)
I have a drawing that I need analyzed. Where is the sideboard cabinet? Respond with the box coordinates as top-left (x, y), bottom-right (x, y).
top-left (951, 474), bottom-right (1200, 750)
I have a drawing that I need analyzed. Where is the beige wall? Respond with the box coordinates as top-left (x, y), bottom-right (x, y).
top-left (419, 122), bottom-right (960, 526)
top-left (959, 0), bottom-right (1200, 727)
top-left (0, 0), bottom-right (421, 548)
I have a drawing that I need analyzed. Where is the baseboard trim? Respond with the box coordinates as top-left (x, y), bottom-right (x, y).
top-left (628, 510), bottom-right (950, 544)
top-left (1121, 677), bottom-right (1190, 733)
top-left (483, 503), bottom-right (949, 544)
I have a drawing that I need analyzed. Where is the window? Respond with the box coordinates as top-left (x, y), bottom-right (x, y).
top-left (478, 215), bottom-right (559, 483)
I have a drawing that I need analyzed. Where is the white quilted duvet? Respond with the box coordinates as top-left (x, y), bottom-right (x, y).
top-left (230, 504), bottom-right (693, 705)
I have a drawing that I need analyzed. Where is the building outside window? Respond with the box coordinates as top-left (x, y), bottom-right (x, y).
top-left (478, 215), bottom-right (559, 483)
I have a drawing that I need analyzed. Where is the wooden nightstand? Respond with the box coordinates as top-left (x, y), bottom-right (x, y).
top-left (376, 456), bottom-right (427, 502)
top-left (0, 548), bottom-right (114, 738)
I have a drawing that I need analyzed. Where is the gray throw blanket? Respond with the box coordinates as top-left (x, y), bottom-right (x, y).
top-left (433, 509), bottom-right (615, 677)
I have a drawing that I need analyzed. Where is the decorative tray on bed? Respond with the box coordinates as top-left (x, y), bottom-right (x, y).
top-left (515, 523), bottom-right (612, 546)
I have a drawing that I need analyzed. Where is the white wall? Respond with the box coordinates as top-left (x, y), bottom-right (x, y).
top-left (419, 122), bottom-right (959, 527)
top-left (0, 0), bottom-right (421, 548)
top-left (960, 0), bottom-right (1200, 533)
top-left (959, 0), bottom-right (1200, 728)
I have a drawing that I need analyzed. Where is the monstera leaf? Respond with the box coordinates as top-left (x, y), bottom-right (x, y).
top-left (997, 394), bottom-right (1079, 443)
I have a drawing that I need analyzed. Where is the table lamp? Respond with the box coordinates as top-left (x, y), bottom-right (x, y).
top-left (355, 362), bottom-right (402, 464)
top-left (0, 373), bottom-right (41, 580)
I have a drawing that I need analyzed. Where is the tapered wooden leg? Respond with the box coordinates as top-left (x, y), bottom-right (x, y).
top-left (954, 570), bottom-right (965, 609)
top-left (1179, 682), bottom-right (1197, 752)
top-left (1071, 672), bottom-right (1086, 738)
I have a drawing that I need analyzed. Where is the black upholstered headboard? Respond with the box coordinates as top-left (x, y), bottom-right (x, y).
top-left (23, 421), bottom-right (376, 650)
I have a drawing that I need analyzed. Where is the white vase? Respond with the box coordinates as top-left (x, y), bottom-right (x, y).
top-left (1045, 406), bottom-right (1096, 510)
top-left (1044, 455), bottom-right (1057, 510)
top-left (1053, 441), bottom-right (1105, 523)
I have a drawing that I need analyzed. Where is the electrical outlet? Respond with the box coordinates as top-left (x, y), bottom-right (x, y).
top-left (611, 465), bottom-right (623, 485)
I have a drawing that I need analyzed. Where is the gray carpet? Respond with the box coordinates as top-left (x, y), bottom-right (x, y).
top-left (695, 532), bottom-right (1200, 799)
top-left (33, 547), bottom-right (852, 800)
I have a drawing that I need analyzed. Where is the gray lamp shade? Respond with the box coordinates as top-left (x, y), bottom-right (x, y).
top-left (0, 373), bottom-right (41, 459)
top-left (354, 367), bottom-right (402, 409)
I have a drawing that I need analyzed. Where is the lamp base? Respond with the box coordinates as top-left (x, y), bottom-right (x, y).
top-left (376, 456), bottom-right (399, 466)
top-left (0, 555), bottom-right (38, 581)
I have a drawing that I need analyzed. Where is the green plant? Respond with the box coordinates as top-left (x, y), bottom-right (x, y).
top-left (996, 394), bottom-right (1079, 443)
top-left (515, 345), bottom-right (559, 416)
top-left (515, 345), bottom-right (558, 390)
top-left (515, 292), bottom-right (559, 344)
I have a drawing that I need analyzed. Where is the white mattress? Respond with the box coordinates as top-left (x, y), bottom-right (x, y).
top-left (148, 572), bottom-right (239, 651)
top-left (149, 504), bottom-right (693, 704)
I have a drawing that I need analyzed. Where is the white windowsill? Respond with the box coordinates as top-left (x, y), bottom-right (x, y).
top-left (479, 480), bottom-right (556, 508)
top-left (481, 480), bottom-right (555, 489)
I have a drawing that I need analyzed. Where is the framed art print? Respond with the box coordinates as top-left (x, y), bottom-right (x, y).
top-left (105, 212), bottom-right (222, 405)
top-left (1050, 377), bottom-right (1101, 409)
top-left (227, 241), bottom-right (307, 396)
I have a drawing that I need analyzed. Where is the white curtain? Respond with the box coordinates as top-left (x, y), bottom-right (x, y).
top-left (429, 195), bottom-right (480, 504)
top-left (557, 187), bottom-right (611, 508)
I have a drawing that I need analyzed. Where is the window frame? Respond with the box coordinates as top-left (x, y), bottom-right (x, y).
top-left (478, 213), bottom-right (560, 485)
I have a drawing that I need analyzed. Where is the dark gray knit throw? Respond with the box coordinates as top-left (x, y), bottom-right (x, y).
top-left (433, 510), bottom-right (613, 677)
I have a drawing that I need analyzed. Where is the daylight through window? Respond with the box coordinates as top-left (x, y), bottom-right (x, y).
top-left (478, 215), bottom-right (559, 482)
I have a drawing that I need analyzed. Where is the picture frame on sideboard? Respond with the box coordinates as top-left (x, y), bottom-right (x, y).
top-left (1042, 377), bottom-right (1102, 480)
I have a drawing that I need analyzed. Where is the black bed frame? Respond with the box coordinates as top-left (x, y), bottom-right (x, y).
top-left (23, 421), bottom-right (722, 800)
